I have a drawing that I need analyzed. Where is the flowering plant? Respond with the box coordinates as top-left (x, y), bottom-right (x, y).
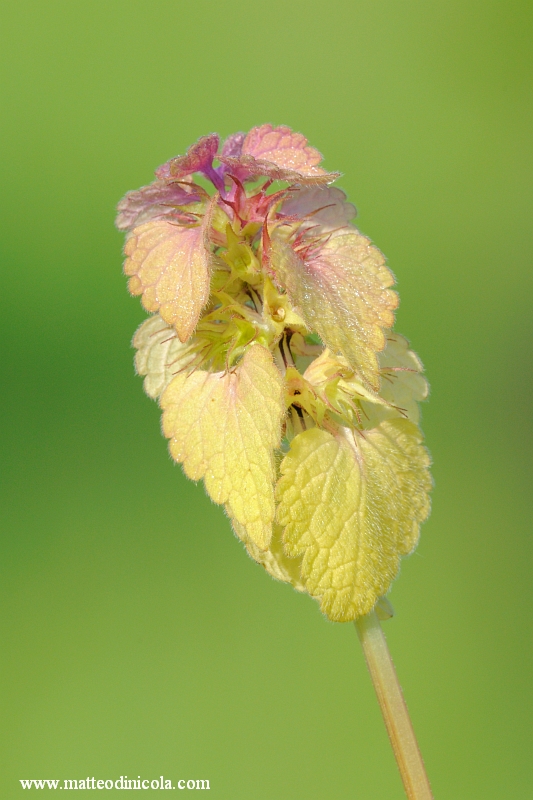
top-left (117, 124), bottom-right (434, 798)
top-left (116, 124), bottom-right (431, 624)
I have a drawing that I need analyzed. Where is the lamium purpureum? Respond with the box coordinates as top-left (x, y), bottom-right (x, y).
top-left (117, 125), bottom-right (434, 799)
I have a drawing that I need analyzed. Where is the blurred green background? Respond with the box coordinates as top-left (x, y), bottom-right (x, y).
top-left (1, 1), bottom-right (531, 797)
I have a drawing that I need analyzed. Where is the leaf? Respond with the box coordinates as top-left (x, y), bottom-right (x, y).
top-left (155, 133), bottom-right (220, 180)
top-left (361, 333), bottom-right (429, 427)
top-left (132, 315), bottom-right (194, 399)
top-left (219, 156), bottom-right (337, 187)
top-left (116, 180), bottom-right (201, 231)
top-left (276, 420), bottom-right (431, 621)
top-left (229, 514), bottom-right (305, 591)
top-left (270, 230), bottom-right (398, 391)
top-left (123, 201), bottom-right (214, 342)
top-left (220, 124), bottom-right (339, 185)
top-left (220, 132), bottom-right (246, 158)
top-left (279, 186), bottom-right (357, 233)
top-left (161, 344), bottom-right (285, 549)
top-left (243, 124), bottom-right (325, 174)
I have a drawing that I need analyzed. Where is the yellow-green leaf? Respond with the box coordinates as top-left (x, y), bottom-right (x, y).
top-left (361, 333), bottom-right (428, 427)
top-left (276, 420), bottom-right (431, 621)
top-left (229, 514), bottom-right (305, 591)
top-left (123, 214), bottom-right (212, 342)
top-left (161, 344), bottom-right (285, 549)
top-left (270, 230), bottom-right (397, 391)
top-left (133, 315), bottom-right (194, 399)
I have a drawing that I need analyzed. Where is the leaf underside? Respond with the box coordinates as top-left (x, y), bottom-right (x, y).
top-left (133, 315), bottom-right (192, 399)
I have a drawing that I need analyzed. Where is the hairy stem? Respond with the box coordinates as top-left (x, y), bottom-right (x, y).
top-left (354, 611), bottom-right (433, 800)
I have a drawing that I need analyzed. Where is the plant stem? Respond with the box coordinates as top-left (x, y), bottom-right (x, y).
top-left (354, 611), bottom-right (433, 800)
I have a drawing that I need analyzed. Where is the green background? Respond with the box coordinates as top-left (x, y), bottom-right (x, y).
top-left (2, 1), bottom-right (531, 797)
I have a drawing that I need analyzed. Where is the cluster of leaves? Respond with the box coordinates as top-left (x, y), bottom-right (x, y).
top-left (117, 125), bottom-right (431, 622)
